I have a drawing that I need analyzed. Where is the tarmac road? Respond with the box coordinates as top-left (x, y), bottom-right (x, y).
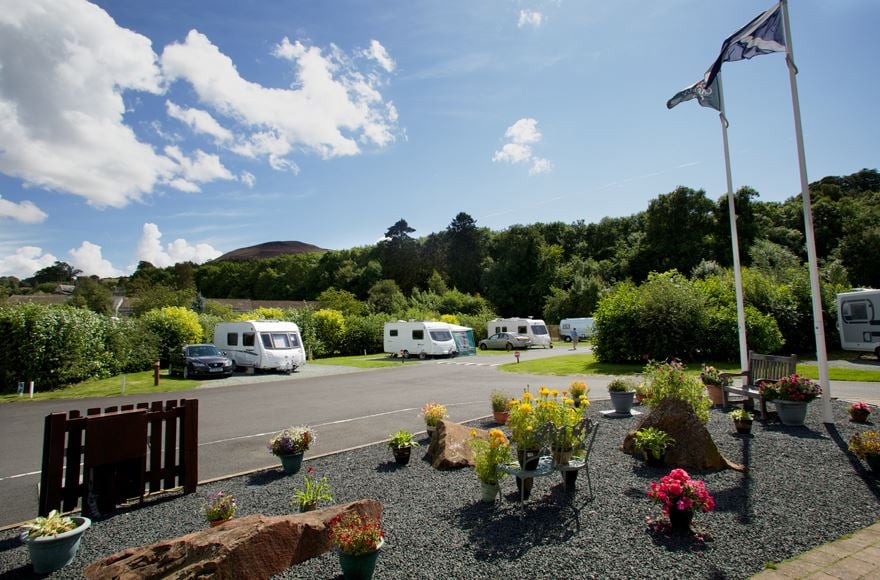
top-left (0, 346), bottom-right (875, 529)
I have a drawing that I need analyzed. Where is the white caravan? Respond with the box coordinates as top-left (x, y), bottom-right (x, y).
top-left (837, 289), bottom-right (880, 358)
top-left (487, 317), bottom-right (553, 348)
top-left (213, 320), bottom-right (306, 373)
top-left (559, 317), bottom-right (596, 341)
top-left (384, 321), bottom-right (458, 359)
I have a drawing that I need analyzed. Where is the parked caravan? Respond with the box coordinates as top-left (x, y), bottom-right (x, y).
top-left (487, 317), bottom-right (552, 348)
top-left (837, 289), bottom-right (880, 358)
top-left (559, 317), bottom-right (596, 341)
top-left (384, 321), bottom-right (458, 359)
top-left (213, 320), bottom-right (306, 373)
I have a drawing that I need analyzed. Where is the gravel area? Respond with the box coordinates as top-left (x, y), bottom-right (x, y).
top-left (2, 399), bottom-right (879, 579)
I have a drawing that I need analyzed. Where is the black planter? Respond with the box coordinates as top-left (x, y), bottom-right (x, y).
top-left (734, 419), bottom-right (753, 434)
top-left (643, 451), bottom-right (665, 467)
top-left (514, 451), bottom-right (540, 500)
top-left (392, 447), bottom-right (411, 465)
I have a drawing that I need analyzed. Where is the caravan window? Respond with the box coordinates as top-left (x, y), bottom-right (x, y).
top-left (288, 333), bottom-right (301, 348)
top-left (226, 333), bottom-right (239, 346)
top-left (389, 329), bottom-right (398, 337)
top-left (842, 301), bottom-right (870, 323)
top-left (260, 333), bottom-right (273, 348)
top-left (243, 332), bottom-right (255, 347)
top-left (429, 330), bottom-right (453, 342)
top-left (412, 330), bottom-right (424, 340)
top-left (518, 326), bottom-right (528, 334)
top-left (531, 324), bottom-right (549, 335)
top-left (271, 333), bottom-right (292, 349)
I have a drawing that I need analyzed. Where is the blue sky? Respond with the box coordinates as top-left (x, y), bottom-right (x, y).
top-left (0, 0), bottom-right (877, 279)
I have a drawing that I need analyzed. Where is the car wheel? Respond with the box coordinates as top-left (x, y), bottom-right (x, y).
top-left (403, 350), bottom-right (410, 359)
top-left (876, 345), bottom-right (880, 360)
top-left (479, 343), bottom-right (488, 351)
top-left (419, 352), bottom-right (427, 360)
top-left (505, 343), bottom-right (513, 351)
top-left (183, 366), bottom-right (189, 379)
top-left (563, 336), bottom-right (571, 342)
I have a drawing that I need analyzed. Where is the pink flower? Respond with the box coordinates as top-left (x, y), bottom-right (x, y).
top-left (667, 482), bottom-right (682, 497)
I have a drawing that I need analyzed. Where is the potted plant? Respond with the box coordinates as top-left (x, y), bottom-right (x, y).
top-left (643, 360), bottom-right (711, 424)
top-left (646, 468), bottom-right (715, 534)
top-left (633, 427), bottom-right (675, 467)
top-left (387, 430), bottom-right (420, 465)
top-left (729, 409), bottom-right (754, 434)
top-left (490, 390), bottom-right (511, 424)
top-left (292, 467), bottom-right (334, 512)
top-left (328, 512), bottom-right (385, 580)
top-left (607, 378), bottom-right (636, 415)
top-left (20, 510), bottom-right (91, 574)
top-left (759, 374), bottom-right (821, 426)
top-left (468, 428), bottom-right (513, 503)
top-left (849, 431), bottom-right (880, 474)
top-left (634, 382), bottom-right (652, 405)
top-left (850, 402), bottom-right (872, 424)
top-left (203, 491), bottom-right (236, 527)
top-left (568, 381), bottom-right (589, 407)
top-left (700, 364), bottom-right (729, 406)
top-left (421, 402), bottom-right (447, 438)
top-left (268, 425), bottom-right (315, 474)
top-left (506, 389), bottom-right (541, 499)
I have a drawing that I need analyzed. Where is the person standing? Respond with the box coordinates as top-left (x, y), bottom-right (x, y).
top-left (570, 327), bottom-right (579, 350)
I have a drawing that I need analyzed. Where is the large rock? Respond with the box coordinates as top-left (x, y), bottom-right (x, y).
top-left (84, 499), bottom-right (382, 580)
top-left (622, 399), bottom-right (743, 471)
top-left (427, 420), bottom-right (488, 470)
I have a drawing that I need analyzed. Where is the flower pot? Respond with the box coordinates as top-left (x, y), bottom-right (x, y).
top-left (704, 383), bottom-right (724, 406)
top-left (774, 400), bottom-right (809, 426)
top-left (209, 517), bottom-right (231, 528)
top-left (552, 448), bottom-right (573, 466)
top-left (563, 469), bottom-right (578, 489)
top-left (515, 448), bottom-right (540, 500)
top-left (480, 482), bottom-right (500, 503)
top-left (865, 453), bottom-right (880, 475)
top-left (734, 419), bottom-right (753, 434)
top-left (643, 451), bottom-right (664, 468)
top-left (851, 409), bottom-right (870, 424)
top-left (391, 446), bottom-right (411, 465)
top-left (299, 502), bottom-right (317, 513)
top-left (279, 452), bottom-right (304, 474)
top-left (492, 410), bottom-right (509, 424)
top-left (609, 391), bottom-right (635, 415)
top-left (668, 506), bottom-right (694, 533)
top-left (22, 516), bottom-right (90, 575)
top-left (338, 538), bottom-right (383, 580)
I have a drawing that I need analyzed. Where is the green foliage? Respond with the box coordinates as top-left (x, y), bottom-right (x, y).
top-left (644, 360), bottom-right (711, 424)
top-left (141, 306), bottom-right (203, 364)
top-left (104, 317), bottom-right (160, 374)
top-left (607, 378), bottom-right (635, 392)
top-left (317, 288), bottom-right (366, 315)
top-left (633, 427), bottom-right (676, 460)
top-left (341, 314), bottom-right (385, 355)
top-left (312, 309), bottom-right (346, 356)
top-left (387, 430), bottom-right (420, 449)
top-left (131, 284), bottom-right (196, 316)
top-left (367, 279), bottom-right (406, 314)
top-left (69, 277), bottom-right (113, 314)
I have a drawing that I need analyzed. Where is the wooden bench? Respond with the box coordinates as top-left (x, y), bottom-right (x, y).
top-left (720, 351), bottom-right (798, 418)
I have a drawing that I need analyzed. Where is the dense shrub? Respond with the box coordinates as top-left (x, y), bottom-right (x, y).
top-left (703, 305), bottom-right (783, 359)
top-left (312, 309), bottom-right (346, 355)
top-left (593, 281), bottom-right (642, 363)
top-left (141, 306), bottom-right (203, 365)
top-left (343, 314), bottom-right (385, 355)
top-left (104, 318), bottom-right (161, 374)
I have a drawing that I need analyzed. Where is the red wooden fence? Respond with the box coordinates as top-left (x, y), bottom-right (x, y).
top-left (38, 398), bottom-right (198, 517)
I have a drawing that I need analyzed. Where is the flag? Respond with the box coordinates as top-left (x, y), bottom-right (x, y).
top-left (704, 2), bottom-right (786, 87)
top-left (667, 76), bottom-right (721, 111)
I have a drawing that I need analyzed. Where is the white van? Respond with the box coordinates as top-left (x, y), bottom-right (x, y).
top-left (837, 289), bottom-right (880, 358)
top-left (487, 317), bottom-right (552, 348)
top-left (560, 317), bottom-right (596, 341)
top-left (384, 321), bottom-right (458, 359)
top-left (213, 320), bottom-right (306, 373)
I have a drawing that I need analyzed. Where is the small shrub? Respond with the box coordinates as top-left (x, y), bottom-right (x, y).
top-left (644, 360), bottom-right (711, 424)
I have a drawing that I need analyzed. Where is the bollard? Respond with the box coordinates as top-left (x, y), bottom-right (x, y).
top-left (153, 361), bottom-right (160, 386)
top-left (514, 351), bottom-right (520, 363)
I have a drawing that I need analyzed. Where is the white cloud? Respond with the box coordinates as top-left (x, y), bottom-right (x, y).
top-left (240, 171), bottom-right (256, 188)
top-left (68, 241), bottom-right (123, 277)
top-left (363, 40), bottom-right (396, 73)
top-left (135, 222), bottom-right (221, 268)
top-left (518, 9), bottom-right (544, 28)
top-left (161, 30), bottom-right (399, 168)
top-left (0, 196), bottom-right (48, 223)
top-left (164, 146), bottom-right (235, 184)
top-left (492, 118), bottom-right (553, 176)
top-left (0, 246), bottom-right (57, 278)
top-left (165, 101), bottom-right (233, 143)
top-left (0, 0), bottom-right (176, 208)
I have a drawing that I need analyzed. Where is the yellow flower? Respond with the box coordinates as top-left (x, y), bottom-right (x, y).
top-left (519, 403), bottom-right (533, 413)
top-left (510, 399), bottom-right (520, 406)
top-left (470, 429), bottom-right (477, 438)
top-left (563, 397), bottom-right (574, 406)
top-left (522, 392), bottom-right (533, 401)
top-left (550, 389), bottom-right (559, 397)
top-left (526, 425), bottom-right (533, 431)
top-left (539, 386), bottom-right (550, 397)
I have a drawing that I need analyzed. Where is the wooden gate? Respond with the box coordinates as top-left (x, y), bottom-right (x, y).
top-left (38, 398), bottom-right (198, 516)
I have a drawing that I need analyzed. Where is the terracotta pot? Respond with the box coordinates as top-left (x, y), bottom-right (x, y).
top-left (492, 410), bottom-right (509, 424)
top-left (704, 383), bottom-right (724, 406)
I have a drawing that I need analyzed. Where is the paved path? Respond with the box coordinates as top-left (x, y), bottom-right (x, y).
top-left (752, 519), bottom-right (880, 579)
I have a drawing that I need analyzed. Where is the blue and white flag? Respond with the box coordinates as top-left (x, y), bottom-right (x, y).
top-left (667, 76), bottom-right (721, 112)
top-left (704, 3), bottom-right (786, 87)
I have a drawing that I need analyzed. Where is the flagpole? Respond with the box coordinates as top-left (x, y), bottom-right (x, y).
top-left (716, 74), bottom-right (750, 372)
top-left (780, 0), bottom-right (833, 424)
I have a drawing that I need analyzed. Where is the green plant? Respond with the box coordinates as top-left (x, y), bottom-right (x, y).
top-left (328, 512), bottom-right (384, 556)
top-left (22, 510), bottom-right (77, 539)
top-left (607, 378), bottom-right (635, 392)
top-left (634, 382), bottom-right (652, 399)
top-left (292, 468), bottom-right (334, 510)
top-left (849, 431), bottom-right (880, 458)
top-left (506, 388), bottom-right (539, 449)
top-left (643, 360), bottom-right (711, 424)
top-left (490, 390), bottom-right (511, 412)
top-left (387, 430), bottom-right (420, 449)
top-left (700, 365), bottom-right (730, 387)
top-left (203, 491), bottom-right (236, 522)
top-left (421, 402), bottom-right (447, 427)
top-left (568, 380), bottom-right (588, 401)
top-left (729, 409), bottom-right (753, 421)
top-left (268, 425), bottom-right (315, 456)
top-left (469, 428), bottom-right (513, 484)
top-left (759, 374), bottom-right (821, 403)
top-left (633, 427), bottom-right (676, 460)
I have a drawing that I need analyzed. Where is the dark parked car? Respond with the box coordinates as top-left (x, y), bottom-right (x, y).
top-left (169, 344), bottom-right (234, 379)
top-left (478, 332), bottom-right (532, 351)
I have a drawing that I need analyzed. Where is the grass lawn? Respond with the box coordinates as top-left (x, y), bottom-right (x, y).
top-left (498, 352), bottom-right (880, 382)
top-left (0, 369), bottom-right (201, 403)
